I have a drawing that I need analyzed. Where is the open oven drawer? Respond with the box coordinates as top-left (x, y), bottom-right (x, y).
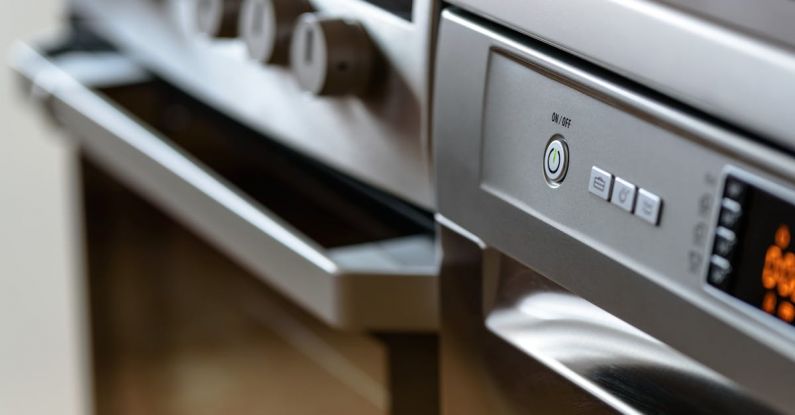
top-left (11, 37), bottom-right (438, 332)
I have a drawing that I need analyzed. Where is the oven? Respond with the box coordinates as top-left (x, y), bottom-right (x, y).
top-left (66, 0), bottom-right (439, 209)
top-left (12, 1), bottom-right (440, 410)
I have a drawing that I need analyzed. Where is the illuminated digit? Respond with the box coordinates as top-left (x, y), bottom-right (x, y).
top-left (763, 291), bottom-right (777, 314)
top-left (776, 224), bottom-right (791, 249)
top-left (782, 252), bottom-right (795, 297)
top-left (779, 301), bottom-right (795, 323)
top-left (763, 246), bottom-right (781, 289)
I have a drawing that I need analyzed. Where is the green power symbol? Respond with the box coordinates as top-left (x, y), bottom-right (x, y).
top-left (549, 148), bottom-right (560, 173)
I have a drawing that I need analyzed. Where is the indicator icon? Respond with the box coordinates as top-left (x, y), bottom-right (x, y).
top-left (593, 176), bottom-right (606, 192)
top-left (548, 148), bottom-right (560, 173)
top-left (543, 136), bottom-right (568, 186)
top-left (617, 187), bottom-right (630, 204)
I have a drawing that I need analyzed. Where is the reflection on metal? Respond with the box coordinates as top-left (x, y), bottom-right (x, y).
top-left (11, 42), bottom-right (439, 332)
top-left (432, 12), bottom-right (795, 412)
top-left (488, 290), bottom-right (744, 414)
top-left (439, 223), bottom-right (777, 415)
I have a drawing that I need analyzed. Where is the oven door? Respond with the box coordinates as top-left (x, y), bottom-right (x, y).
top-left (438, 222), bottom-right (777, 414)
top-left (11, 33), bottom-right (437, 333)
top-left (12, 27), bottom-right (438, 415)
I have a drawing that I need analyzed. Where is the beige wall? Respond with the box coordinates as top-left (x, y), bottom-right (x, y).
top-left (0, 1), bottom-right (90, 414)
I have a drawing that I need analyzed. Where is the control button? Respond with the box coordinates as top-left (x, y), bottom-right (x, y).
top-left (714, 227), bottom-right (737, 258)
top-left (240, 0), bottom-right (311, 65)
top-left (610, 177), bottom-right (637, 212)
top-left (724, 177), bottom-right (748, 202)
top-left (290, 14), bottom-right (377, 96)
top-left (718, 198), bottom-right (743, 229)
top-left (588, 166), bottom-right (612, 200)
top-left (635, 188), bottom-right (662, 225)
top-left (195, 0), bottom-right (243, 38)
top-left (708, 255), bottom-right (733, 289)
top-left (543, 138), bottom-right (568, 184)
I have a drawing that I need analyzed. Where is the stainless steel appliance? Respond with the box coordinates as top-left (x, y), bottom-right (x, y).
top-left (66, 0), bottom-right (438, 208)
top-left (13, 0), bottom-right (795, 413)
top-left (12, 0), bottom-right (440, 413)
top-left (434, 6), bottom-right (795, 415)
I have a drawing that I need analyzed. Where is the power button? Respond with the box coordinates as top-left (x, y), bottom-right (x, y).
top-left (543, 136), bottom-right (568, 185)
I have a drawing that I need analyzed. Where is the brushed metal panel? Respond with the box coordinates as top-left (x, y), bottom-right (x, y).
top-left (433, 11), bottom-right (795, 413)
top-left (447, 0), bottom-right (795, 153)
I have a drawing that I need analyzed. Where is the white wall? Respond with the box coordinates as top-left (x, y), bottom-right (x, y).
top-left (0, 1), bottom-right (90, 414)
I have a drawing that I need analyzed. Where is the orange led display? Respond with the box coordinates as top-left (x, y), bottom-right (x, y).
top-left (711, 175), bottom-right (795, 328)
top-left (760, 225), bottom-right (795, 320)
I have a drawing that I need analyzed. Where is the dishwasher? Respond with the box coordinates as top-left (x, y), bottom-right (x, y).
top-left (433, 7), bottom-right (795, 415)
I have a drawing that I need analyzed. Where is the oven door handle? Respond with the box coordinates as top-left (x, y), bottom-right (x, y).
top-left (12, 42), bottom-right (437, 332)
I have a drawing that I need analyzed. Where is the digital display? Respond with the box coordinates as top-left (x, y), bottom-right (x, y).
top-left (722, 181), bottom-right (795, 325)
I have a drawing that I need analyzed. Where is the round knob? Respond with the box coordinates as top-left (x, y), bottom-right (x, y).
top-left (195, 0), bottom-right (243, 38)
top-left (240, 0), bottom-right (311, 65)
top-left (290, 14), bottom-right (377, 96)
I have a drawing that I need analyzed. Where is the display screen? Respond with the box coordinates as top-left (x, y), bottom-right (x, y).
top-left (726, 183), bottom-right (795, 325)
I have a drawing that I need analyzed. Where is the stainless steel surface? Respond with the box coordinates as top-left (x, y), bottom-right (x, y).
top-left (68, 0), bottom-right (437, 208)
top-left (656, 0), bottom-right (795, 49)
top-left (13, 42), bottom-right (438, 332)
top-left (433, 9), bottom-right (795, 413)
top-left (447, 0), bottom-right (795, 153)
top-left (438, 220), bottom-right (777, 414)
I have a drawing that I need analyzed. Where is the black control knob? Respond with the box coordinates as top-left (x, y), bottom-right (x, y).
top-left (290, 14), bottom-right (377, 96)
top-left (239, 0), bottom-right (312, 65)
top-left (195, 0), bottom-right (243, 38)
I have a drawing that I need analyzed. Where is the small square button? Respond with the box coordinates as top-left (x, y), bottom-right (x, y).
top-left (718, 198), bottom-right (742, 230)
top-left (713, 227), bottom-right (737, 258)
top-left (611, 177), bottom-right (637, 212)
top-left (588, 167), bottom-right (613, 200)
top-left (708, 255), bottom-right (733, 289)
top-left (723, 177), bottom-right (747, 202)
top-left (635, 188), bottom-right (662, 225)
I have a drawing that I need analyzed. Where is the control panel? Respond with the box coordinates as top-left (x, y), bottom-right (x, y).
top-left (71, 0), bottom-right (437, 208)
top-left (433, 11), bottom-right (795, 412)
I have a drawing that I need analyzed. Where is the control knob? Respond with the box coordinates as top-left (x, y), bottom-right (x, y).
top-left (239, 0), bottom-right (312, 64)
top-left (195, 0), bottom-right (243, 38)
top-left (290, 14), bottom-right (377, 96)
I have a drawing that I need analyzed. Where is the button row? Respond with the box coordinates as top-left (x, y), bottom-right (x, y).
top-left (588, 166), bottom-right (662, 226)
top-left (707, 176), bottom-right (748, 290)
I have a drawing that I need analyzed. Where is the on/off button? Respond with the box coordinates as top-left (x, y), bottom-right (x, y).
top-left (544, 136), bottom-right (569, 185)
